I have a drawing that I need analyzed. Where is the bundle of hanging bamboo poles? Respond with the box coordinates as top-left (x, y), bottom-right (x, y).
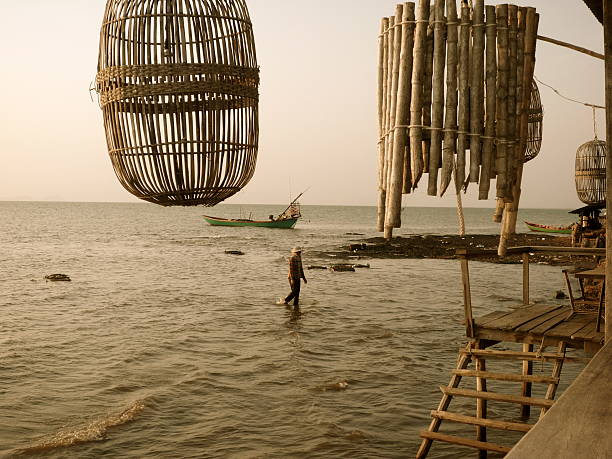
top-left (377, 1), bottom-right (539, 255)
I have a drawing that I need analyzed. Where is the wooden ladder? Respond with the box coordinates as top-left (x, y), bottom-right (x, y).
top-left (416, 340), bottom-right (567, 458)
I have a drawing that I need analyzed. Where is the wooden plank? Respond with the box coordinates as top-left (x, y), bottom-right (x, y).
top-left (461, 349), bottom-right (565, 362)
top-left (452, 369), bottom-right (559, 384)
top-left (482, 304), bottom-right (562, 330)
top-left (515, 307), bottom-right (572, 333)
top-left (431, 410), bottom-right (533, 433)
top-left (544, 314), bottom-right (596, 339)
top-left (474, 310), bottom-right (512, 326)
top-left (440, 386), bottom-right (555, 408)
top-left (419, 431), bottom-right (512, 454)
top-left (571, 322), bottom-right (597, 340)
top-left (528, 311), bottom-right (574, 335)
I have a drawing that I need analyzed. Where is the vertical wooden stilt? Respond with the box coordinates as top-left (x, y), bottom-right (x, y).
top-left (521, 343), bottom-right (533, 419)
top-left (475, 341), bottom-right (488, 459)
top-left (522, 252), bottom-right (530, 305)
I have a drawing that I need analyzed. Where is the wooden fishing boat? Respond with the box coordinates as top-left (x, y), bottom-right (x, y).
top-left (203, 215), bottom-right (298, 229)
top-left (524, 221), bottom-right (573, 234)
top-left (203, 191), bottom-right (305, 229)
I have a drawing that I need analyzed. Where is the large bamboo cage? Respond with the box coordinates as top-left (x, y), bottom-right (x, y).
top-left (96, 0), bottom-right (259, 206)
top-left (524, 80), bottom-right (543, 163)
top-left (575, 139), bottom-right (607, 205)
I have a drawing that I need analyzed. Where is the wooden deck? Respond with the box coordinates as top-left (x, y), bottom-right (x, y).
top-left (475, 303), bottom-right (605, 354)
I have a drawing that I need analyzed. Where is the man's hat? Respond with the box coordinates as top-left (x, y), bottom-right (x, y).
top-left (291, 246), bottom-right (302, 253)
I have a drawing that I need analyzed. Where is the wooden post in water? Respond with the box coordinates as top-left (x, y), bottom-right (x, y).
top-left (386, 3), bottom-right (416, 233)
top-left (440, 0), bottom-right (459, 196)
top-left (377, 18), bottom-right (390, 232)
top-left (456, 4), bottom-right (471, 193)
top-left (470, 0), bottom-right (486, 184)
top-left (428, 0), bottom-right (446, 196)
top-left (410, 0), bottom-right (430, 190)
top-left (479, 5), bottom-right (497, 200)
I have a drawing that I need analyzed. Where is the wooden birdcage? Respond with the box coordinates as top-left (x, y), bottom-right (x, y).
top-left (96, 0), bottom-right (259, 206)
top-left (575, 139), bottom-right (607, 205)
top-left (523, 80), bottom-right (543, 163)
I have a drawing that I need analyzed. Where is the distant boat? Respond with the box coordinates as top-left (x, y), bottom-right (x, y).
top-left (203, 191), bottom-right (305, 229)
top-left (525, 221), bottom-right (572, 234)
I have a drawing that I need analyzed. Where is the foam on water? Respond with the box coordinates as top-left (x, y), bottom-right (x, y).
top-left (14, 400), bottom-right (145, 455)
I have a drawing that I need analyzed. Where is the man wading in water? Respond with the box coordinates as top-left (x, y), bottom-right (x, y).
top-left (283, 247), bottom-right (307, 306)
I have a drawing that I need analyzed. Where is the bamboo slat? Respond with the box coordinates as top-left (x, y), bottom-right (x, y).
top-left (422, 7), bottom-right (436, 177)
top-left (96, 0), bottom-right (259, 207)
top-left (384, 8), bottom-right (403, 238)
top-left (494, 4), bottom-right (509, 201)
top-left (439, 0), bottom-right (459, 196)
top-left (469, 0), bottom-right (485, 184)
top-left (456, 4), bottom-right (471, 193)
top-left (386, 3), bottom-right (416, 230)
top-left (409, 0), bottom-right (430, 190)
top-left (377, 18), bottom-right (390, 232)
top-left (427, 0), bottom-right (446, 196)
top-left (505, 5), bottom-right (519, 198)
top-left (478, 5), bottom-right (497, 200)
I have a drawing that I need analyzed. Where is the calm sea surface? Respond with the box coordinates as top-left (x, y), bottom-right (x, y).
top-left (0, 202), bottom-right (586, 458)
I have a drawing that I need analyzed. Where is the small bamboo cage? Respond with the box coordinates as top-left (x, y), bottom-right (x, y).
top-left (575, 139), bottom-right (607, 205)
top-left (524, 80), bottom-right (543, 163)
top-left (96, 0), bottom-right (259, 206)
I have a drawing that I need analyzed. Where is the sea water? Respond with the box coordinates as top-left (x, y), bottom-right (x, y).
top-left (0, 202), bottom-right (585, 458)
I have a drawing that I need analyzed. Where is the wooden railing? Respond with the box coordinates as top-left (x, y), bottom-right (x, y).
top-left (455, 246), bottom-right (606, 338)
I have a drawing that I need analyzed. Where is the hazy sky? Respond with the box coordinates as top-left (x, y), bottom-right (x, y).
top-left (0, 0), bottom-right (605, 208)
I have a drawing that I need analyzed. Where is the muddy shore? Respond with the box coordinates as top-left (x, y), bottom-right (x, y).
top-left (327, 233), bottom-right (577, 265)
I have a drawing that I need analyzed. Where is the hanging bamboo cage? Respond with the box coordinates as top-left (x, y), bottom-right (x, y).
top-left (96, 0), bottom-right (259, 206)
top-left (575, 139), bottom-right (607, 205)
top-left (524, 79), bottom-right (543, 162)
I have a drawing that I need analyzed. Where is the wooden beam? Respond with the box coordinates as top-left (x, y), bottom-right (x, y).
top-left (419, 431), bottom-right (512, 454)
top-left (452, 369), bottom-right (559, 384)
top-left (440, 386), bottom-right (555, 408)
top-left (537, 34), bottom-right (604, 60)
top-left (431, 410), bottom-right (533, 433)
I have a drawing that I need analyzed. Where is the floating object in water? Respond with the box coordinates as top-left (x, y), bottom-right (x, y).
top-left (44, 274), bottom-right (71, 282)
top-left (225, 250), bottom-right (244, 256)
top-left (349, 243), bottom-right (367, 251)
top-left (329, 265), bottom-right (356, 273)
top-left (307, 265), bottom-right (328, 270)
top-left (352, 264), bottom-right (371, 269)
top-left (95, 0), bottom-right (259, 207)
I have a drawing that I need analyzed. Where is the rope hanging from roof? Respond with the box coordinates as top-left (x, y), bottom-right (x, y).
top-left (96, 0), bottom-right (259, 207)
